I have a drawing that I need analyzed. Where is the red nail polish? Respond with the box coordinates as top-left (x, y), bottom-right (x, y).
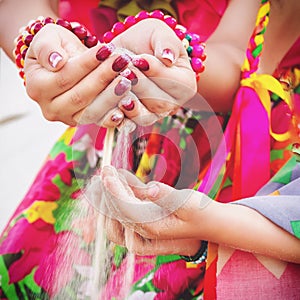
top-left (112, 54), bottom-right (132, 72)
top-left (49, 52), bottom-right (63, 68)
top-left (120, 68), bottom-right (138, 85)
top-left (96, 43), bottom-right (115, 61)
top-left (121, 98), bottom-right (135, 111)
top-left (111, 112), bottom-right (123, 123)
top-left (114, 77), bottom-right (131, 96)
top-left (162, 48), bottom-right (175, 63)
top-left (132, 57), bottom-right (149, 71)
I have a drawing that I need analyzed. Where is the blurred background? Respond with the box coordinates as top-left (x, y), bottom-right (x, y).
top-left (0, 49), bottom-right (66, 232)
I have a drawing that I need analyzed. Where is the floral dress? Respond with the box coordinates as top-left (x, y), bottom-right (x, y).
top-left (0, 0), bottom-right (299, 299)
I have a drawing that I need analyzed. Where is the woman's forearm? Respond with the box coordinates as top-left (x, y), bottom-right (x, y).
top-left (186, 0), bottom-right (261, 113)
top-left (192, 43), bottom-right (245, 112)
top-left (0, 0), bottom-right (59, 60)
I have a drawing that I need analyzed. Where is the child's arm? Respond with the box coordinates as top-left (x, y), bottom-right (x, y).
top-left (99, 166), bottom-right (300, 264)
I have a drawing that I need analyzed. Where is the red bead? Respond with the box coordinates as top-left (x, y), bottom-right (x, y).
top-left (44, 17), bottom-right (55, 24)
top-left (191, 57), bottom-right (205, 73)
top-left (15, 54), bottom-right (24, 68)
top-left (19, 69), bottom-right (25, 79)
top-left (84, 35), bottom-right (98, 48)
top-left (164, 16), bottom-right (177, 29)
top-left (56, 19), bottom-right (72, 31)
top-left (73, 26), bottom-right (87, 40)
top-left (28, 20), bottom-right (38, 31)
top-left (20, 45), bottom-right (27, 53)
top-left (16, 39), bottom-right (25, 51)
top-left (24, 34), bottom-right (34, 47)
top-left (21, 47), bottom-right (28, 59)
top-left (103, 31), bottom-right (114, 43)
top-left (135, 11), bottom-right (149, 22)
top-left (174, 29), bottom-right (185, 40)
top-left (31, 22), bottom-right (43, 34)
top-left (150, 10), bottom-right (164, 20)
top-left (112, 22), bottom-right (125, 35)
top-left (124, 16), bottom-right (136, 28)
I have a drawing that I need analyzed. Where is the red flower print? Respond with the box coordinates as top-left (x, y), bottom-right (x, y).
top-left (153, 259), bottom-right (205, 299)
top-left (0, 218), bottom-right (90, 297)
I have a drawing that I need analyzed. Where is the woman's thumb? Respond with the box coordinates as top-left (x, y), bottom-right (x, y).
top-left (48, 51), bottom-right (65, 69)
top-left (27, 24), bottom-right (73, 71)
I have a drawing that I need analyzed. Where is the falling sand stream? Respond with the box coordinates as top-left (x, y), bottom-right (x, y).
top-left (50, 124), bottom-right (138, 299)
top-left (91, 125), bottom-right (136, 299)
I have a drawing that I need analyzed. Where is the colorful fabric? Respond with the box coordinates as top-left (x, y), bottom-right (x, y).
top-left (1, 0), bottom-right (300, 299)
top-left (235, 154), bottom-right (300, 238)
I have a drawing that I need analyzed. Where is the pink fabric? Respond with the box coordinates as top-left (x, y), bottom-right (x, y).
top-left (217, 250), bottom-right (300, 300)
top-left (90, 7), bottom-right (118, 40)
top-left (175, 0), bottom-right (228, 40)
top-left (198, 87), bottom-right (270, 201)
top-left (278, 38), bottom-right (300, 70)
top-left (59, 0), bottom-right (228, 40)
top-left (233, 87), bottom-right (270, 199)
top-left (59, 0), bottom-right (99, 33)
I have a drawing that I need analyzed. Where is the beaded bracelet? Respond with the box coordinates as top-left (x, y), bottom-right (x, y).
top-left (180, 240), bottom-right (208, 263)
top-left (13, 16), bottom-right (98, 83)
top-left (102, 10), bottom-right (206, 80)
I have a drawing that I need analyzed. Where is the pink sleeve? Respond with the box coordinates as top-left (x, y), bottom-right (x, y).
top-left (58, 0), bottom-right (229, 40)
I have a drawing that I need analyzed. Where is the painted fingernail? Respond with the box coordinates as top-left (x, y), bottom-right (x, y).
top-left (111, 112), bottom-right (123, 123)
top-left (49, 52), bottom-right (63, 68)
top-left (162, 48), bottom-right (175, 63)
top-left (120, 68), bottom-right (138, 85)
top-left (114, 77), bottom-right (131, 96)
top-left (96, 43), bottom-right (115, 61)
top-left (112, 54), bottom-right (132, 72)
top-left (121, 98), bottom-right (135, 111)
top-left (132, 57), bottom-right (149, 71)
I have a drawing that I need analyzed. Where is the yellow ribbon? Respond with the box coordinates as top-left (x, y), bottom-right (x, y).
top-left (241, 73), bottom-right (292, 142)
top-left (256, 1), bottom-right (270, 26)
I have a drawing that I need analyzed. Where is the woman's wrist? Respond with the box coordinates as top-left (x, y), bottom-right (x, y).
top-left (13, 16), bottom-right (98, 83)
top-left (0, 0), bottom-right (60, 59)
top-left (102, 10), bottom-right (206, 80)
